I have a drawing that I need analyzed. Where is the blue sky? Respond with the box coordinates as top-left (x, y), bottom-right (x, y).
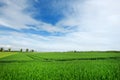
top-left (0, 0), bottom-right (120, 51)
top-left (31, 0), bottom-right (65, 25)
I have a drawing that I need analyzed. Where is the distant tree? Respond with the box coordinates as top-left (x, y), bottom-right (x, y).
top-left (26, 49), bottom-right (29, 52)
top-left (8, 48), bottom-right (11, 52)
top-left (0, 48), bottom-right (4, 52)
top-left (31, 49), bottom-right (34, 52)
top-left (74, 50), bottom-right (77, 53)
top-left (20, 49), bottom-right (23, 52)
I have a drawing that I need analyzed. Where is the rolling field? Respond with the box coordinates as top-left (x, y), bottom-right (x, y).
top-left (0, 52), bottom-right (16, 59)
top-left (0, 52), bottom-right (120, 80)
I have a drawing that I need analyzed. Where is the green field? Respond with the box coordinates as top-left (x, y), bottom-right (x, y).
top-left (0, 52), bottom-right (120, 80)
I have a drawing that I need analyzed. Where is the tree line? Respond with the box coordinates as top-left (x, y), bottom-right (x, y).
top-left (0, 48), bottom-right (34, 52)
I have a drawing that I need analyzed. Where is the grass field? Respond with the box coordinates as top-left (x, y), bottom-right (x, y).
top-left (0, 52), bottom-right (120, 80)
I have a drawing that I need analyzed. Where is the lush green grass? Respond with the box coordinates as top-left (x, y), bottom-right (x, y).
top-left (0, 52), bottom-right (120, 80)
top-left (0, 52), bottom-right (16, 58)
top-left (26, 52), bottom-right (120, 60)
top-left (0, 53), bottom-right (33, 61)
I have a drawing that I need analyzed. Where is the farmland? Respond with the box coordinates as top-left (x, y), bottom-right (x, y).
top-left (0, 51), bottom-right (120, 80)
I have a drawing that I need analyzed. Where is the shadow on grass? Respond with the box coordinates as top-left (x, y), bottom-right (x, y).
top-left (53, 57), bottom-right (120, 61)
top-left (0, 57), bottom-right (120, 63)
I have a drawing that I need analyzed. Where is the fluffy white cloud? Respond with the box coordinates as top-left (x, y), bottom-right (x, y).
top-left (55, 0), bottom-right (120, 51)
top-left (0, 0), bottom-right (67, 33)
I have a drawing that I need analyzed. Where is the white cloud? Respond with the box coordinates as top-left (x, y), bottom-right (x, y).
top-left (0, 0), bottom-right (120, 51)
top-left (0, 0), bottom-right (36, 29)
top-left (0, 0), bottom-right (67, 33)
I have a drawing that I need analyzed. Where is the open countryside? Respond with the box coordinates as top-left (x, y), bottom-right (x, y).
top-left (0, 0), bottom-right (120, 80)
top-left (0, 51), bottom-right (120, 80)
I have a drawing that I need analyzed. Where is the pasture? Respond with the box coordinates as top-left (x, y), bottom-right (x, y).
top-left (0, 51), bottom-right (120, 80)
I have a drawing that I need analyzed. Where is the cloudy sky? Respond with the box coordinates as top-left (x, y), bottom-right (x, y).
top-left (0, 0), bottom-right (120, 51)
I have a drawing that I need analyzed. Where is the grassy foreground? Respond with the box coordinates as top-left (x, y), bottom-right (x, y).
top-left (0, 52), bottom-right (120, 80)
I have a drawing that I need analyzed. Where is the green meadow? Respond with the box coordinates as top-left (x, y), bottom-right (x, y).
top-left (0, 52), bottom-right (120, 80)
